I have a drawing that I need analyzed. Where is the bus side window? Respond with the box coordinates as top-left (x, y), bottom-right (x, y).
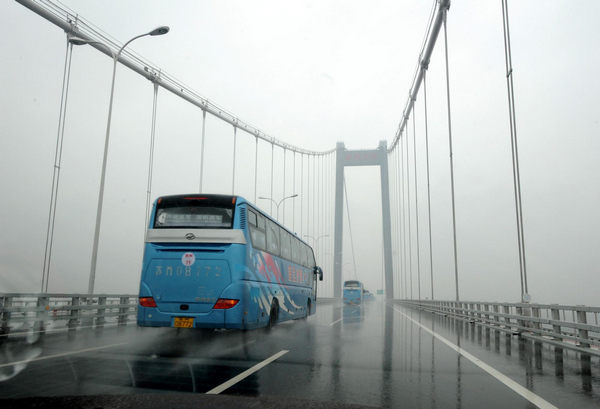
top-left (300, 243), bottom-right (308, 268)
top-left (291, 237), bottom-right (300, 264)
top-left (249, 211), bottom-right (266, 251)
top-left (280, 229), bottom-right (291, 261)
top-left (248, 210), bottom-right (257, 227)
top-left (266, 220), bottom-right (280, 256)
top-left (308, 248), bottom-right (316, 268)
top-left (257, 212), bottom-right (266, 230)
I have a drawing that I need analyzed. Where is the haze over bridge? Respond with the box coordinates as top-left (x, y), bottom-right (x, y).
top-left (1, 1), bottom-right (600, 407)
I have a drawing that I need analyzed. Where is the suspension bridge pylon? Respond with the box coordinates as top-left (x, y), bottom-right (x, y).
top-left (333, 141), bottom-right (394, 300)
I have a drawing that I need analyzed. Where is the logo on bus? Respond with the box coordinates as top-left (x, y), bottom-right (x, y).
top-left (185, 233), bottom-right (196, 240)
top-left (182, 252), bottom-right (196, 266)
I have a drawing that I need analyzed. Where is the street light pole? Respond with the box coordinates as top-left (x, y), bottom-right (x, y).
top-left (258, 194), bottom-right (298, 222)
top-left (69, 27), bottom-right (169, 295)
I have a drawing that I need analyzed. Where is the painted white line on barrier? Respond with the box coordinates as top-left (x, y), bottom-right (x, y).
top-left (390, 304), bottom-right (558, 409)
top-left (0, 342), bottom-right (128, 369)
top-left (0, 322), bottom-right (130, 339)
top-left (206, 349), bottom-right (289, 395)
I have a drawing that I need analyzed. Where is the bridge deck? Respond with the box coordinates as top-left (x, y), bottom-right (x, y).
top-left (0, 301), bottom-right (598, 408)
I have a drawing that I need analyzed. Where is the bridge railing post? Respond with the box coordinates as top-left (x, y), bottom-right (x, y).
top-left (576, 308), bottom-right (590, 349)
top-left (550, 306), bottom-right (562, 342)
top-left (493, 305), bottom-right (500, 326)
top-left (67, 296), bottom-right (81, 331)
top-left (503, 305), bottom-right (511, 329)
top-left (531, 306), bottom-right (541, 334)
top-left (34, 296), bottom-right (48, 336)
top-left (484, 304), bottom-right (490, 325)
top-left (0, 296), bottom-right (13, 342)
top-left (95, 296), bottom-right (107, 327)
top-left (118, 296), bottom-right (130, 325)
top-left (516, 303), bottom-right (532, 334)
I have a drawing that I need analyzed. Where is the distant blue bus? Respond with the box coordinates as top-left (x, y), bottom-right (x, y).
top-left (343, 280), bottom-right (364, 305)
top-left (137, 194), bottom-right (323, 330)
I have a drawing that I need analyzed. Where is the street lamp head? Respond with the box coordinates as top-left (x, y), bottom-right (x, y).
top-left (290, 194), bottom-right (298, 198)
top-left (67, 34), bottom-right (90, 46)
top-left (149, 26), bottom-right (170, 36)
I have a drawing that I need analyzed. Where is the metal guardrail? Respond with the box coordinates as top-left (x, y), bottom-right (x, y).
top-left (398, 299), bottom-right (600, 358)
top-left (0, 293), bottom-right (138, 340)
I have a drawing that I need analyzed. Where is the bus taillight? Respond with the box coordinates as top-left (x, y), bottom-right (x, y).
top-left (213, 299), bottom-right (239, 309)
top-left (139, 297), bottom-right (157, 308)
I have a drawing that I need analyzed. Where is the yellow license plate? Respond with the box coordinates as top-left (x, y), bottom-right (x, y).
top-left (174, 317), bottom-right (194, 328)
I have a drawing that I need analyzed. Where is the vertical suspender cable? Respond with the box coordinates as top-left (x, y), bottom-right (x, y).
top-left (397, 145), bottom-right (404, 298)
top-left (413, 111), bottom-right (422, 300)
top-left (254, 136), bottom-right (258, 203)
top-left (199, 109), bottom-right (207, 193)
top-left (145, 82), bottom-right (159, 230)
top-left (42, 39), bottom-right (74, 293)
top-left (322, 156), bottom-right (325, 265)
top-left (400, 134), bottom-right (407, 299)
top-left (293, 151), bottom-right (296, 232)
top-left (317, 156), bottom-right (321, 259)
top-left (394, 147), bottom-right (398, 297)
top-left (270, 143), bottom-right (274, 216)
top-left (502, 0), bottom-right (528, 299)
top-left (423, 71), bottom-right (435, 300)
top-left (329, 153), bottom-right (333, 294)
top-left (393, 150), bottom-right (398, 296)
top-left (282, 148), bottom-right (287, 224)
top-left (405, 121), bottom-right (413, 299)
top-left (305, 155), bottom-right (312, 236)
top-left (343, 178), bottom-right (358, 281)
top-left (443, 10), bottom-right (460, 301)
top-left (311, 156), bottom-right (319, 237)
top-left (390, 151), bottom-right (397, 296)
top-left (232, 126), bottom-right (237, 195)
top-left (300, 153), bottom-right (304, 237)
top-left (389, 151), bottom-right (394, 294)
top-left (320, 156), bottom-right (324, 240)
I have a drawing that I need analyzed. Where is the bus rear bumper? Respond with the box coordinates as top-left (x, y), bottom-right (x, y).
top-left (137, 306), bottom-right (247, 330)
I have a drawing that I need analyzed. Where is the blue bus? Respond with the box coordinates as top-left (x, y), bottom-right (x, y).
top-left (137, 194), bottom-right (323, 330)
top-left (343, 280), bottom-right (364, 305)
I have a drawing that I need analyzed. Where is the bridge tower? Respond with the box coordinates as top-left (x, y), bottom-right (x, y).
top-left (333, 141), bottom-right (394, 300)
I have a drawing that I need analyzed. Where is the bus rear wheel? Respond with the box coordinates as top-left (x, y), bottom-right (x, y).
top-left (304, 299), bottom-right (311, 320)
top-left (267, 300), bottom-right (279, 330)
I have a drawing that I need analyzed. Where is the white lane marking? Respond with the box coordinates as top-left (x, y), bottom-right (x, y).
top-left (206, 349), bottom-right (289, 395)
top-left (329, 318), bottom-right (343, 326)
top-left (390, 305), bottom-right (558, 409)
top-left (0, 343), bottom-right (128, 368)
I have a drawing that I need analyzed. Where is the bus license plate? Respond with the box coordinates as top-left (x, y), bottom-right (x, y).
top-left (174, 317), bottom-right (194, 328)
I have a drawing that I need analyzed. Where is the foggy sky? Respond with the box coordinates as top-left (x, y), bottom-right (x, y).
top-left (1, 1), bottom-right (599, 306)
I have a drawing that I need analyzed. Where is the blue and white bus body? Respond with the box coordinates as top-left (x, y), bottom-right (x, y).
top-left (343, 280), bottom-right (364, 305)
top-left (137, 194), bottom-right (323, 330)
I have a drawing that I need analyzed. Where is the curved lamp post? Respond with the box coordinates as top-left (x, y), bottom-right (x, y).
top-left (258, 194), bottom-right (298, 222)
top-left (69, 27), bottom-right (169, 295)
top-left (304, 234), bottom-right (329, 248)
top-left (304, 234), bottom-right (329, 266)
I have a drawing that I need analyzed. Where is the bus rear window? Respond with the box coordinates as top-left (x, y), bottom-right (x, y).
top-left (154, 206), bottom-right (233, 229)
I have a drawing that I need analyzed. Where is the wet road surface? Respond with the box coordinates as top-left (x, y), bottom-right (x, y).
top-left (1, 300), bottom-right (598, 408)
